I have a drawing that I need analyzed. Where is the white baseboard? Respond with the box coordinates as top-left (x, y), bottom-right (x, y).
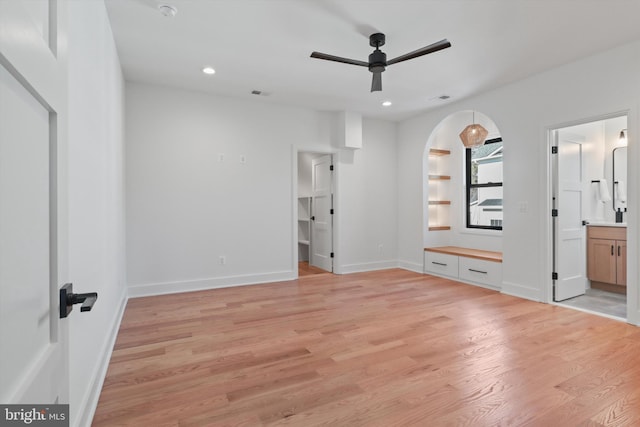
top-left (397, 260), bottom-right (423, 274)
top-left (75, 290), bottom-right (128, 427)
top-left (128, 270), bottom-right (296, 298)
top-left (501, 281), bottom-right (541, 302)
top-left (338, 260), bottom-right (398, 274)
top-left (423, 271), bottom-right (500, 292)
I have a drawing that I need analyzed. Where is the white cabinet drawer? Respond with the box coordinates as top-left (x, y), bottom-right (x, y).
top-left (425, 252), bottom-right (459, 278)
top-left (458, 257), bottom-right (502, 288)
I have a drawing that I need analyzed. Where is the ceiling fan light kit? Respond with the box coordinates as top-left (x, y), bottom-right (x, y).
top-left (311, 33), bottom-right (451, 92)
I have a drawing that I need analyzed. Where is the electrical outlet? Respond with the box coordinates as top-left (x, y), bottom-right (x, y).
top-left (519, 201), bottom-right (528, 213)
top-left (219, 256), bottom-right (226, 265)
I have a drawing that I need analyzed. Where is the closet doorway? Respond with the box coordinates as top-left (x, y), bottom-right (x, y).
top-left (550, 115), bottom-right (628, 320)
top-left (297, 152), bottom-right (334, 276)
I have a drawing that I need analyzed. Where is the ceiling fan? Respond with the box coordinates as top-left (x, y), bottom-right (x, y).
top-left (311, 33), bottom-right (451, 92)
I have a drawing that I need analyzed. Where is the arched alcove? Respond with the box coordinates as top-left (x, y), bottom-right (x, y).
top-left (422, 110), bottom-right (502, 249)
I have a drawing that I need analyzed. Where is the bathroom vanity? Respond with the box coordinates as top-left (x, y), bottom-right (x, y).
top-left (587, 224), bottom-right (626, 294)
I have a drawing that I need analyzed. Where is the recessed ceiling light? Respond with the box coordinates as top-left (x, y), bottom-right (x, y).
top-left (202, 67), bottom-right (216, 75)
top-left (382, 101), bottom-right (392, 107)
top-left (158, 4), bottom-right (177, 17)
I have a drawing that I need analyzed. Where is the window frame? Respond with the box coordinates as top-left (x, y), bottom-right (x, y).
top-left (465, 137), bottom-right (503, 231)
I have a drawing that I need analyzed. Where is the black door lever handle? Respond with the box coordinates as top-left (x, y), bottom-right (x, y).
top-left (60, 283), bottom-right (98, 318)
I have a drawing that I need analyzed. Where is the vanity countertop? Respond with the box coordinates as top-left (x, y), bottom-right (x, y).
top-left (587, 222), bottom-right (627, 228)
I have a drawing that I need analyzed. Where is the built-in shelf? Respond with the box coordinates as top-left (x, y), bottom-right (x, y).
top-left (298, 197), bottom-right (311, 261)
top-left (427, 148), bottom-right (451, 231)
top-left (429, 148), bottom-right (451, 156)
top-left (428, 175), bottom-right (451, 181)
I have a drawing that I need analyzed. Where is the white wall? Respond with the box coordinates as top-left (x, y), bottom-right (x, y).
top-left (335, 119), bottom-right (398, 273)
top-left (67, 2), bottom-right (126, 426)
top-left (398, 40), bottom-right (640, 324)
top-left (126, 83), bottom-right (398, 294)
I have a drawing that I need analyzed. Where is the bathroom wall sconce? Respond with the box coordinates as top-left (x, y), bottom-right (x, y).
top-left (459, 111), bottom-right (488, 148)
top-left (619, 129), bottom-right (627, 146)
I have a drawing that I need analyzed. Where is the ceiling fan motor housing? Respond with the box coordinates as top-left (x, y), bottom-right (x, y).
top-left (369, 49), bottom-right (386, 73)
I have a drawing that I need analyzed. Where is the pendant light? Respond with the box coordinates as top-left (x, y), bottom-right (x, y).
top-left (459, 111), bottom-right (488, 148)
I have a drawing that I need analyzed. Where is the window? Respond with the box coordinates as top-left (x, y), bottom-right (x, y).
top-left (466, 137), bottom-right (503, 230)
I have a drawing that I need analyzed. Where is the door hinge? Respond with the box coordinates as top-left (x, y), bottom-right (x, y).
top-left (330, 208), bottom-right (334, 215)
top-left (330, 164), bottom-right (334, 171)
top-left (552, 272), bottom-right (558, 280)
top-left (551, 146), bottom-right (558, 154)
top-left (551, 209), bottom-right (558, 217)
top-left (330, 252), bottom-right (334, 258)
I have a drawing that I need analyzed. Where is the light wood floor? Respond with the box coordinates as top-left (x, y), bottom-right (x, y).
top-left (298, 261), bottom-right (329, 277)
top-left (93, 269), bottom-right (640, 426)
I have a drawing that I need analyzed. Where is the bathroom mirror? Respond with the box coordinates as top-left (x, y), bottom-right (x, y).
top-left (612, 146), bottom-right (627, 213)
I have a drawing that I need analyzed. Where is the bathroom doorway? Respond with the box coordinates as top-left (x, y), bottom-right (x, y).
top-left (550, 115), bottom-right (628, 319)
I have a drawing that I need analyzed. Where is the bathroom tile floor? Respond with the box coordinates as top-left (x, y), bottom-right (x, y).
top-left (561, 288), bottom-right (626, 319)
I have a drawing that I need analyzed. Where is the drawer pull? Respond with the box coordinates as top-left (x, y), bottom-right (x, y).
top-left (432, 262), bottom-right (447, 267)
top-left (611, 245), bottom-right (614, 256)
top-left (618, 245), bottom-right (621, 256)
top-left (468, 268), bottom-right (487, 274)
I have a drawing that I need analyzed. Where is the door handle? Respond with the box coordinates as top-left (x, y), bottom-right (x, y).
top-left (59, 283), bottom-right (98, 318)
top-left (468, 268), bottom-right (488, 274)
top-left (310, 216), bottom-right (315, 221)
top-left (611, 245), bottom-right (614, 256)
top-left (618, 245), bottom-right (621, 257)
top-left (432, 261), bottom-right (447, 266)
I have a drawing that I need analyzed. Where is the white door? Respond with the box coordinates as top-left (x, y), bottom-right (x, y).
top-left (0, 1), bottom-right (70, 405)
top-left (311, 155), bottom-right (333, 272)
top-left (554, 133), bottom-right (587, 301)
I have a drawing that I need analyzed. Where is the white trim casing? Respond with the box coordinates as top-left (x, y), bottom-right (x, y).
top-left (77, 291), bottom-right (127, 427)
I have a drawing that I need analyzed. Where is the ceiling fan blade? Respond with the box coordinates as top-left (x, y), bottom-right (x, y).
top-left (371, 72), bottom-right (382, 92)
top-left (387, 39), bottom-right (451, 66)
top-left (310, 52), bottom-right (369, 67)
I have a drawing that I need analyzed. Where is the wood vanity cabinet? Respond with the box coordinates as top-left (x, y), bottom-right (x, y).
top-left (587, 226), bottom-right (626, 292)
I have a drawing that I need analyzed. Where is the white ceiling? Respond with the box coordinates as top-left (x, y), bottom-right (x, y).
top-left (105, 0), bottom-right (640, 121)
